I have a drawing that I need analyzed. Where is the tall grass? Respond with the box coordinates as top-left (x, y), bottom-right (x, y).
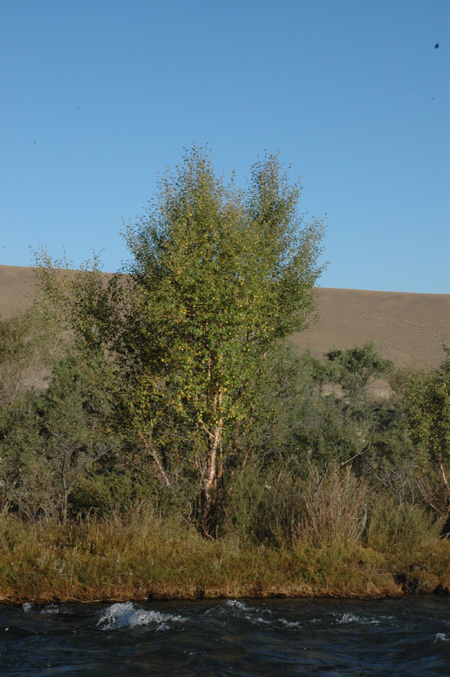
top-left (1, 457), bottom-right (449, 603)
top-left (228, 462), bottom-right (368, 548)
top-left (300, 465), bottom-right (367, 546)
top-left (0, 508), bottom-right (406, 604)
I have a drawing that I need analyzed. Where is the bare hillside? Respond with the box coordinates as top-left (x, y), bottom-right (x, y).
top-left (0, 266), bottom-right (37, 318)
top-left (1, 265), bottom-right (449, 370)
top-left (291, 288), bottom-right (450, 370)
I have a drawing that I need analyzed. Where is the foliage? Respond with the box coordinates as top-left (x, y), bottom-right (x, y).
top-left (365, 495), bottom-right (444, 553)
top-left (249, 343), bottom-right (399, 471)
top-left (399, 348), bottom-right (450, 519)
top-left (0, 309), bottom-right (58, 407)
top-left (226, 460), bottom-right (368, 548)
top-left (34, 146), bottom-right (325, 532)
top-left (0, 351), bottom-right (121, 520)
top-left (324, 342), bottom-right (393, 401)
top-left (1, 144), bottom-right (443, 560)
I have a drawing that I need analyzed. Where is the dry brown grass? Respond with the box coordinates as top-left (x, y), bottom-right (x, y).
top-left (1, 510), bottom-right (449, 605)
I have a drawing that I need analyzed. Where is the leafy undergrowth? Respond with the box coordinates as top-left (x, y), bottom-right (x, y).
top-left (1, 512), bottom-right (449, 604)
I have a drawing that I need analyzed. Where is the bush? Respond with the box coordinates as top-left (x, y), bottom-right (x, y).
top-left (365, 495), bottom-right (444, 552)
top-left (0, 349), bottom-right (122, 520)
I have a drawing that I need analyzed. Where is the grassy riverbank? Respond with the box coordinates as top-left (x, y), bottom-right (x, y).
top-left (1, 511), bottom-right (449, 605)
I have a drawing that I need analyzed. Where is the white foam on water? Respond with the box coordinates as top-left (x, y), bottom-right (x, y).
top-left (41, 605), bottom-right (71, 615)
top-left (435, 633), bottom-right (450, 642)
top-left (225, 600), bottom-right (270, 625)
top-left (277, 618), bottom-right (302, 629)
top-left (224, 600), bottom-right (300, 629)
top-left (97, 601), bottom-right (187, 631)
top-left (335, 613), bottom-right (380, 626)
top-left (22, 602), bottom-right (71, 615)
top-left (225, 600), bottom-right (250, 612)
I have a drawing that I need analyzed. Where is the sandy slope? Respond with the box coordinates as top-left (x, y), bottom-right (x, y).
top-left (292, 287), bottom-right (450, 370)
top-left (0, 265), bottom-right (37, 318)
top-left (1, 265), bottom-right (449, 370)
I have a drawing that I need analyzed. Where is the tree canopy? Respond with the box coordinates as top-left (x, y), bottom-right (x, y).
top-left (35, 146), bottom-right (325, 532)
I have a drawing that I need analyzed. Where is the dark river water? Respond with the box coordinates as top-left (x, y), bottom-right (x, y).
top-left (1, 596), bottom-right (449, 675)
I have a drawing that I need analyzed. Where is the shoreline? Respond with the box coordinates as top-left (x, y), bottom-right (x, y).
top-left (0, 582), bottom-right (447, 607)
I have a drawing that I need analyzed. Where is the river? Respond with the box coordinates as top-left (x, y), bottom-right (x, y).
top-left (1, 596), bottom-right (449, 675)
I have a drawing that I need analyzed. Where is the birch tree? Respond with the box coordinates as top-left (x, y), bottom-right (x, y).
top-left (36, 146), bottom-right (325, 533)
top-left (120, 147), bottom-right (324, 530)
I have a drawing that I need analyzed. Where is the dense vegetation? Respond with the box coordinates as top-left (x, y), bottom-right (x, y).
top-left (0, 148), bottom-right (449, 601)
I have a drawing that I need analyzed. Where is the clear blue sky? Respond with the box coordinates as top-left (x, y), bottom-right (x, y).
top-left (1, 0), bottom-right (449, 293)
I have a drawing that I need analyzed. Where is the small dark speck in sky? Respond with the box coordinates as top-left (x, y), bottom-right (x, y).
top-left (435, 43), bottom-right (439, 48)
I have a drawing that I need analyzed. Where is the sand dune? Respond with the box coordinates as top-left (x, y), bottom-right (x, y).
top-left (1, 265), bottom-right (449, 370)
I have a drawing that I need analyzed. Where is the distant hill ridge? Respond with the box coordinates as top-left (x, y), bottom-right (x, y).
top-left (1, 265), bottom-right (449, 370)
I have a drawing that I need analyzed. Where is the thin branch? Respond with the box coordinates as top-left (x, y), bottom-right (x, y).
top-left (340, 443), bottom-right (371, 468)
top-left (137, 431), bottom-right (171, 487)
